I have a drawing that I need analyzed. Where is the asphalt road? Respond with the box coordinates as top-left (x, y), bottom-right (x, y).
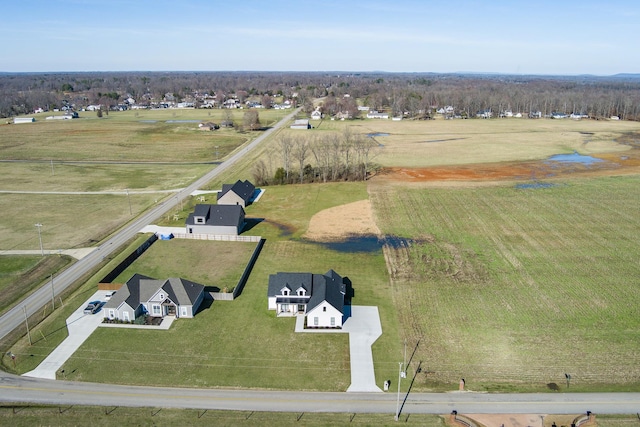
top-left (0, 372), bottom-right (639, 414)
top-left (0, 107), bottom-right (301, 343)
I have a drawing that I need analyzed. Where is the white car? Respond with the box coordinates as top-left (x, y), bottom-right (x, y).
top-left (104, 291), bottom-right (115, 301)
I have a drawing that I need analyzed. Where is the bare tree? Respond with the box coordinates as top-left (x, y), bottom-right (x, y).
top-left (278, 135), bottom-right (294, 180)
top-left (293, 137), bottom-right (309, 184)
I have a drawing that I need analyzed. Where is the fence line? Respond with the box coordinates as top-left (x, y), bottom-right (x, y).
top-left (172, 233), bottom-right (261, 243)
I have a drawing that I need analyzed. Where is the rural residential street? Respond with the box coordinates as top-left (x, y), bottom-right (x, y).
top-left (0, 107), bottom-right (301, 345)
top-left (1, 371), bottom-right (639, 414)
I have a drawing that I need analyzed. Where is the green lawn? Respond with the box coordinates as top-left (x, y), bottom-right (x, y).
top-left (0, 404), bottom-right (446, 426)
top-left (55, 182), bottom-right (400, 391)
top-left (0, 255), bottom-right (72, 315)
top-left (370, 175), bottom-right (640, 392)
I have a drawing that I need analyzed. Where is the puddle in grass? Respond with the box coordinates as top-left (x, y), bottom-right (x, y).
top-left (515, 182), bottom-right (559, 190)
top-left (367, 132), bottom-right (390, 138)
top-left (546, 152), bottom-right (604, 165)
top-left (312, 234), bottom-right (420, 253)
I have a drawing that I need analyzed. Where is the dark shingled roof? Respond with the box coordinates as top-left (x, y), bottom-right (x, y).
top-left (268, 270), bottom-right (345, 314)
top-left (217, 180), bottom-right (255, 204)
top-left (185, 204), bottom-right (245, 227)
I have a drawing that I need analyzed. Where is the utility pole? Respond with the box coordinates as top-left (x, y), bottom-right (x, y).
top-left (35, 223), bottom-right (44, 256)
top-left (23, 306), bottom-right (32, 345)
top-left (50, 274), bottom-right (55, 310)
top-left (126, 189), bottom-right (132, 215)
top-left (394, 361), bottom-right (402, 421)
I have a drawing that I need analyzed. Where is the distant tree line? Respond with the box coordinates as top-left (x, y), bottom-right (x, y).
top-left (252, 127), bottom-right (380, 186)
top-left (2, 71), bottom-right (640, 120)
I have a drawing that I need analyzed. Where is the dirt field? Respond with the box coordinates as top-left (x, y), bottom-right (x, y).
top-left (377, 146), bottom-right (640, 184)
top-left (303, 199), bottom-right (381, 241)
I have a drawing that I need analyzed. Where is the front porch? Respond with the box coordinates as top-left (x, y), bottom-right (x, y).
top-left (276, 299), bottom-right (307, 317)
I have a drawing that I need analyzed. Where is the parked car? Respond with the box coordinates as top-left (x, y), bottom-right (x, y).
top-left (104, 291), bottom-right (115, 301)
top-left (83, 301), bottom-right (101, 314)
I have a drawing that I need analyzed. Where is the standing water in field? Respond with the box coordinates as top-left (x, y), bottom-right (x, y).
top-left (546, 151), bottom-right (604, 165)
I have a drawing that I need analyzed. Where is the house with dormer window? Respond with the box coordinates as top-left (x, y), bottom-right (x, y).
top-left (267, 269), bottom-right (347, 328)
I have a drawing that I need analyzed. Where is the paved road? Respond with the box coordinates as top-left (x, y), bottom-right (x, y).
top-left (0, 107), bottom-right (301, 343)
top-left (0, 372), bottom-right (638, 414)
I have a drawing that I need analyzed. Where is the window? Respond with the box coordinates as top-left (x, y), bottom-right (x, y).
top-left (108, 309), bottom-right (115, 320)
top-left (123, 311), bottom-right (130, 321)
top-left (152, 304), bottom-right (161, 315)
top-left (196, 217), bottom-right (204, 224)
top-left (298, 289), bottom-right (304, 296)
top-left (159, 293), bottom-right (164, 300)
top-left (282, 289), bottom-right (289, 296)
top-left (281, 304), bottom-right (289, 312)
top-left (181, 307), bottom-right (188, 317)
top-left (323, 306), bottom-right (326, 312)
top-left (331, 317), bottom-right (335, 326)
top-left (314, 317), bottom-right (319, 326)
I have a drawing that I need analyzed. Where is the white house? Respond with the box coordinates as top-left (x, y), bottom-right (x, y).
top-left (310, 108), bottom-right (322, 120)
top-left (217, 180), bottom-right (256, 208)
top-left (290, 119), bottom-right (311, 129)
top-left (267, 269), bottom-right (348, 328)
top-left (366, 111), bottom-right (389, 119)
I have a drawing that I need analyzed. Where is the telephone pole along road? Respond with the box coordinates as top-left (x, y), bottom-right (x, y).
top-left (0, 107), bottom-right (301, 343)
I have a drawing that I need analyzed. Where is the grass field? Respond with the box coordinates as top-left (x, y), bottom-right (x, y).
top-left (369, 174), bottom-right (640, 392)
top-left (311, 117), bottom-right (639, 167)
top-left (0, 255), bottom-right (72, 315)
top-left (0, 404), bottom-right (446, 426)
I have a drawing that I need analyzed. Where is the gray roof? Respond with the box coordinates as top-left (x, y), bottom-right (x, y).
top-left (186, 204), bottom-right (245, 227)
top-left (307, 270), bottom-right (345, 313)
top-left (267, 272), bottom-right (312, 296)
top-left (268, 270), bottom-right (345, 313)
top-left (217, 180), bottom-right (255, 204)
top-left (103, 274), bottom-right (204, 310)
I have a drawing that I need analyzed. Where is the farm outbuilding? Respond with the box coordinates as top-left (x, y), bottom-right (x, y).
top-left (14, 117), bottom-right (35, 124)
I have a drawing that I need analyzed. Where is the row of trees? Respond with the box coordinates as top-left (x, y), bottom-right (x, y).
top-left (3, 71), bottom-right (640, 120)
top-left (252, 127), bottom-right (380, 186)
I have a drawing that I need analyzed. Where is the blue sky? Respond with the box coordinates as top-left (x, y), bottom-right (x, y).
top-left (1, 0), bottom-right (639, 75)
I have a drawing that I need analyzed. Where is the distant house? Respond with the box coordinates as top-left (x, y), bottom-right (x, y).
top-left (366, 111), bottom-right (389, 119)
top-left (13, 117), bottom-right (35, 124)
top-left (103, 273), bottom-right (205, 321)
top-left (290, 119), bottom-right (311, 129)
top-left (476, 110), bottom-right (492, 119)
top-left (220, 120), bottom-right (234, 128)
top-left (310, 108), bottom-right (322, 120)
top-left (46, 111), bottom-right (78, 120)
top-left (217, 180), bottom-right (255, 208)
top-left (198, 122), bottom-right (219, 131)
top-left (185, 204), bottom-right (245, 235)
top-left (267, 269), bottom-right (347, 328)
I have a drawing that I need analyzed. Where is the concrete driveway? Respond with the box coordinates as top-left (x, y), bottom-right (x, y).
top-left (23, 290), bottom-right (110, 380)
top-left (295, 305), bottom-right (383, 392)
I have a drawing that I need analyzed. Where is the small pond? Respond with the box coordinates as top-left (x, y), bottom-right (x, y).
top-left (546, 152), bottom-right (603, 165)
top-left (367, 132), bottom-right (390, 138)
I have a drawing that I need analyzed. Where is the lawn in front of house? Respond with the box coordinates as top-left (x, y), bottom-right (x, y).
top-left (58, 182), bottom-right (398, 391)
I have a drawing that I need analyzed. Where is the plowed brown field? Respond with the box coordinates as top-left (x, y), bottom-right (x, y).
top-left (379, 150), bottom-right (640, 183)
